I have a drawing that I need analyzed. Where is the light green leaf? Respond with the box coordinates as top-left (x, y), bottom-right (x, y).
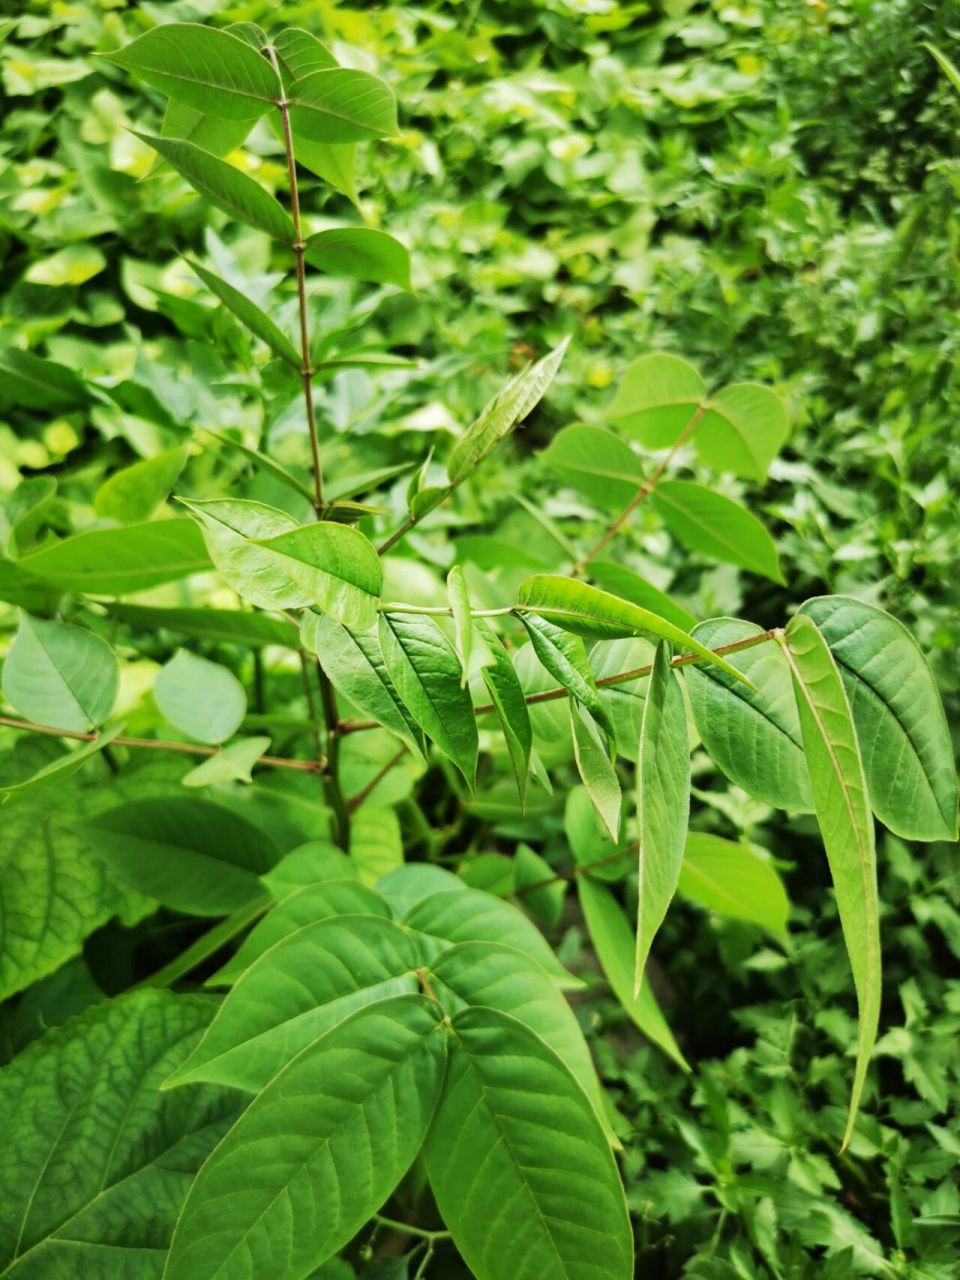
top-left (186, 258), bottom-right (301, 365)
top-left (133, 133), bottom-right (295, 243)
top-left (294, 139), bottom-right (359, 203)
top-left (577, 876), bottom-right (689, 1070)
top-left (0, 990), bottom-right (237, 1280)
top-left (694, 383), bottom-right (789, 481)
top-left (79, 796), bottom-right (279, 916)
top-left (376, 863), bottom-right (466, 916)
top-left (253, 522), bottom-right (383, 632)
top-left (16, 519), bottom-right (210, 596)
top-left (424, 1006), bottom-right (633, 1280)
top-left (446, 563), bottom-right (473, 687)
top-left (476, 620), bottom-right (531, 806)
top-left (111, 602), bottom-right (298, 649)
top-left (0, 723), bottom-right (125, 800)
top-left (925, 42), bottom-right (960, 94)
top-left (541, 423), bottom-right (646, 510)
top-left (517, 574), bottom-right (750, 683)
top-left (305, 228), bottom-right (411, 289)
top-left (447, 338), bottom-right (570, 484)
top-left (25, 244), bottom-right (106, 287)
top-left (591, 560), bottom-right (697, 631)
top-left (565, 784), bottom-right (631, 883)
top-left (288, 67), bottom-right (398, 143)
top-left (273, 27), bottom-right (337, 81)
top-left (160, 98), bottom-right (255, 156)
top-left (635, 642), bottom-right (690, 994)
top-left (589, 636), bottom-right (656, 758)
top-left (518, 612), bottom-right (606, 720)
top-left (799, 596), bottom-right (958, 841)
top-left (651, 481), bottom-right (784, 583)
top-left (609, 352), bottom-right (705, 446)
top-left (165, 996), bottom-right (445, 1280)
top-left (103, 23), bottom-right (279, 119)
top-left (685, 617), bottom-right (812, 811)
top-left (570, 700), bottom-right (621, 841)
top-left (0, 348), bottom-right (91, 412)
top-left (154, 649), bottom-right (247, 745)
top-left (183, 736), bottom-right (271, 788)
top-left (94, 445), bottom-right (188, 522)
top-left (782, 612), bottom-right (880, 1150)
top-left (261, 841), bottom-right (357, 897)
top-left (379, 613), bottom-right (478, 786)
top-left (680, 832), bottom-right (790, 939)
top-left (179, 497), bottom-right (306, 610)
top-left (2, 613), bottom-right (118, 732)
top-left (198, 427), bottom-right (315, 504)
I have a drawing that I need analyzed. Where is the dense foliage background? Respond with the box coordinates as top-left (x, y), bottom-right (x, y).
top-left (1, 1), bottom-right (958, 1276)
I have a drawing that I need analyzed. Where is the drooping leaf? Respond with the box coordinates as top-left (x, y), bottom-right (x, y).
top-left (252, 522), bottom-right (383, 632)
top-left (609, 352), bottom-right (705, 446)
top-left (93, 445), bottom-right (188, 522)
top-left (446, 564), bottom-right (473, 687)
top-left (565, 784), bottom-right (631, 883)
top-left (0, 347), bottom-right (92, 411)
top-left (0, 724), bottom-right (125, 799)
top-left (288, 68), bottom-right (398, 143)
top-left (160, 99), bottom-right (255, 156)
top-left (178, 497), bottom-right (306, 610)
top-left (541, 423), bottom-right (646, 510)
top-left (16, 520), bottom-right (211, 596)
top-left (635, 642), bottom-right (690, 994)
top-left (447, 338), bottom-right (570, 484)
top-left (102, 23), bottom-right (279, 119)
top-left (518, 612), bottom-right (606, 720)
top-left (379, 613), bottom-right (478, 786)
top-left (424, 1006), bottom-right (633, 1280)
top-left (294, 139), bottom-right (359, 203)
top-left (782, 612), bottom-right (881, 1150)
top-left (133, 133), bottom-right (295, 243)
top-left (685, 617), bottom-right (812, 811)
top-left (153, 649), bottom-right (247, 745)
top-left (577, 876), bottom-right (689, 1070)
top-left (651, 481), bottom-right (784, 583)
top-left (570, 699), bottom-right (621, 842)
top-left (165, 996), bottom-right (446, 1280)
top-left (680, 832), bottom-right (790, 939)
top-left (799, 596), bottom-right (958, 840)
top-left (590, 561), bottom-right (697, 631)
top-left (2, 612), bottom-right (118, 732)
top-left (111, 602), bottom-right (298, 649)
top-left (79, 796), bottom-right (279, 916)
top-left (186, 258), bottom-right (301, 366)
top-left (589, 636), bottom-right (656, 758)
top-left (0, 990), bottom-right (238, 1280)
top-left (475, 620), bottom-right (531, 806)
top-left (305, 228), bottom-right (411, 289)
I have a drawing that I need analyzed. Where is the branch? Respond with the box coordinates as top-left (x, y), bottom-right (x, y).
top-left (377, 483), bottom-right (454, 556)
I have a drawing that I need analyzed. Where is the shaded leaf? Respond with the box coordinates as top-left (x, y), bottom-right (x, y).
top-left (186, 259), bottom-right (301, 366)
top-left (17, 520), bottom-right (210, 596)
top-left (2, 612), bottom-right (118, 732)
top-left (93, 445), bottom-right (188, 522)
top-left (476, 620), bottom-right (531, 806)
top-left (570, 699), bottom-right (621, 842)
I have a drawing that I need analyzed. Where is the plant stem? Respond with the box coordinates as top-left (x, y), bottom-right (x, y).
top-left (132, 893), bottom-right (272, 990)
top-left (378, 602), bottom-right (514, 618)
top-left (571, 404), bottom-right (705, 576)
top-left (347, 745), bottom-right (408, 812)
top-left (378, 483), bottom-right (455, 555)
top-left (372, 1215), bottom-right (451, 1244)
top-left (319, 669), bottom-right (350, 850)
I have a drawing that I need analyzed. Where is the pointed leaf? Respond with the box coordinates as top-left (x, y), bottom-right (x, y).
top-left (680, 832), bottom-right (790, 939)
top-left (305, 228), bottom-right (411, 289)
top-left (476, 620), bottom-right (531, 806)
top-left (446, 564), bottom-right (473, 687)
top-left (635, 642), bottom-right (690, 993)
top-left (0, 723), bottom-right (125, 799)
top-left (165, 996), bottom-right (445, 1280)
top-left (16, 519), bottom-right (210, 596)
top-left (154, 649), bottom-right (247, 745)
top-left (0, 347), bottom-right (92, 412)
top-left (609, 352), bottom-right (705, 446)
top-left (518, 612), bottom-right (606, 719)
top-left (782, 612), bottom-right (880, 1149)
top-left (111, 602), bottom-right (298, 649)
top-left (3, 613), bottom-right (118, 732)
top-left (253, 522), bottom-right (382, 632)
top-left (651, 481), bottom-right (784, 583)
top-left (186, 258), bottom-right (301, 365)
top-left (591, 560), bottom-right (697, 630)
top-left (695, 383), bottom-right (789, 481)
top-left (94, 445), bottom-right (188, 522)
top-left (183, 735), bottom-right (271, 788)
top-left (179, 497), bottom-right (305, 610)
top-left (288, 68), bottom-right (398, 143)
top-left (541, 423), bottom-right (646, 510)
top-left (160, 99), bottom-right (254, 156)
top-left (570, 700), bottom-right (621, 841)
top-left (273, 27), bottom-right (337, 81)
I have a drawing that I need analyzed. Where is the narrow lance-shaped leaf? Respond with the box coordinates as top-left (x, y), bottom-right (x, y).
top-left (93, 444), bottom-right (187, 522)
top-left (2, 612), bottom-right (118, 732)
top-left (186, 258), bottom-right (301, 366)
top-left (16, 519), bottom-right (211, 596)
top-left (446, 563), bottom-right (473, 687)
top-left (635, 642), bottom-right (690, 995)
top-left (782, 613), bottom-right (881, 1150)
top-left (570, 699), bottom-right (621, 842)
top-left (475, 620), bottom-right (531, 806)
top-left (518, 612), bottom-right (607, 722)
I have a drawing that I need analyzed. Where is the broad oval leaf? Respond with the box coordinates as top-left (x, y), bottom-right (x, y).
top-left (254, 522), bottom-right (383, 632)
top-left (79, 796), bottom-right (279, 916)
top-left (782, 612), bottom-right (880, 1150)
top-left (305, 228), bottom-right (411, 289)
top-left (272, 27), bottom-right (338, 81)
top-left (160, 99), bottom-right (255, 156)
top-left (102, 23), bottom-right (279, 120)
top-left (609, 351), bottom-right (705, 446)
top-left (475, 619), bottom-right (532, 806)
top-left (570, 699), bottom-right (621, 842)
top-left (424, 1006), bottom-right (633, 1280)
top-left (2, 612), bottom-right (118, 732)
top-left (16, 519), bottom-right (210, 596)
top-left (635, 642), bottom-right (690, 994)
top-left (153, 649), bottom-right (247, 745)
top-left (179, 497), bottom-right (306, 610)
top-left (165, 996), bottom-right (446, 1280)
top-left (186, 258), bottom-right (301, 366)
top-left (685, 617), bottom-right (812, 811)
top-left (695, 382), bottom-right (790, 482)
top-left (541, 422), bottom-right (646, 510)
top-left (680, 832), bottom-right (790, 939)
top-left (799, 595), bottom-right (958, 840)
top-left (94, 445), bottom-right (187, 522)
top-left (167, 913), bottom-right (419, 1090)
top-left (288, 67), bottom-right (398, 143)
top-left (379, 613), bottom-right (478, 786)
top-left (651, 480), bottom-right (784, 583)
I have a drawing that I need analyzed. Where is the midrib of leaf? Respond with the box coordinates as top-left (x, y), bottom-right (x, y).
top-left (702, 402), bottom-right (763, 472)
top-left (678, 858), bottom-right (744, 916)
top-left (654, 489), bottom-right (754, 563)
top-left (291, 77), bottom-right (386, 128)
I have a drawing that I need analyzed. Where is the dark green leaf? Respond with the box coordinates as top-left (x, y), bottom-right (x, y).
top-left (305, 228), bottom-right (411, 289)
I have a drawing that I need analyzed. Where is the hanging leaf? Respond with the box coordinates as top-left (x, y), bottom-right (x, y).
top-left (2, 613), bottom-right (118, 732)
top-left (153, 649), bottom-right (247, 745)
top-left (680, 833), bottom-right (790, 939)
top-left (160, 99), bottom-right (255, 157)
top-left (651, 481), bottom-right (784, 583)
top-left (570, 699), bottom-right (621, 842)
top-left (518, 612), bottom-right (606, 721)
top-left (165, 997), bottom-right (446, 1280)
top-left (475, 620), bottom-right (531, 806)
top-left (304, 228), bottom-right (411, 289)
top-left (446, 564), bottom-right (473, 687)
top-left (111, 602), bottom-right (298, 649)
top-left (541, 423), bottom-right (646, 510)
top-left (252, 522), bottom-right (383, 632)
top-left (635, 643), bottom-right (690, 994)
top-left (93, 445), bottom-right (188, 522)
top-left (782, 612), bottom-right (880, 1150)
top-left (16, 519), bottom-right (210, 596)
top-left (185, 259), bottom-right (301, 366)
top-left (288, 68), bottom-right (398, 143)
top-left (0, 723), bottom-right (125, 799)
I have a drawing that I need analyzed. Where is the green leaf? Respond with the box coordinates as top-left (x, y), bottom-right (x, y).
top-left (476, 620), bottom-right (531, 806)
top-left (288, 68), bottom-right (398, 144)
top-left (79, 797), bottom-right (279, 916)
top-left (0, 990), bottom-right (237, 1279)
top-left (133, 133), bottom-right (295, 243)
top-left (635, 642), bottom-right (690, 994)
top-left (102, 23), bottom-right (279, 119)
top-left (25, 244), bottom-right (106, 287)
top-left (294, 140), bottom-right (359, 204)
top-left (541, 423), bottom-right (646, 510)
top-left (165, 996), bottom-right (446, 1280)
top-left (447, 338), bottom-right (570, 484)
top-left (305, 228), bottom-right (411, 289)
top-left (183, 736), bottom-right (271, 788)
top-left (424, 1006), bottom-right (633, 1280)
top-left (782, 612), bottom-right (880, 1150)
top-left (799, 596), bottom-right (958, 840)
top-left (0, 723), bottom-right (125, 799)
top-left (303, 612), bottom-right (423, 756)
top-left (16, 519), bottom-right (211, 596)
top-left (518, 612), bottom-right (606, 720)
top-left (694, 383), bottom-right (790, 482)
top-left (0, 347), bottom-right (92, 412)
top-left (111, 602), bottom-right (298, 649)
top-left (609, 352), bottom-right (705, 446)
top-left (517, 574), bottom-right (750, 683)
top-left (179, 497), bottom-right (306, 610)
top-left (590, 561), bottom-right (697, 631)
top-left (379, 613), bottom-right (478, 786)
top-left (198, 427), bottom-right (315, 504)
top-left (679, 833), bottom-right (790, 939)
top-left (272, 27), bottom-right (338, 81)
top-left (186, 259), bottom-right (301, 365)
top-left (404, 887), bottom-right (577, 988)
top-left (262, 841), bottom-right (357, 896)
top-left (2, 612), bottom-right (118, 732)
top-left (565, 785), bottom-right (631, 883)
top-left (577, 877), bottom-right (689, 1070)
top-left (925, 42), bottom-right (960, 95)
top-left (685, 618), bottom-right (812, 811)
top-left (93, 445), bottom-right (188, 522)
top-left (446, 564), bottom-right (473, 687)
top-left (252, 522), bottom-right (383, 632)
top-left (651, 481), bottom-right (784, 583)
top-left (211, 879), bottom-right (391, 985)
top-left (154, 649), bottom-right (247, 745)
top-left (160, 99), bottom-right (255, 156)
top-left (570, 700), bottom-right (621, 841)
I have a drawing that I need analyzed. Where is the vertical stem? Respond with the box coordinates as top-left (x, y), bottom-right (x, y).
top-left (319, 671), bottom-right (350, 850)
